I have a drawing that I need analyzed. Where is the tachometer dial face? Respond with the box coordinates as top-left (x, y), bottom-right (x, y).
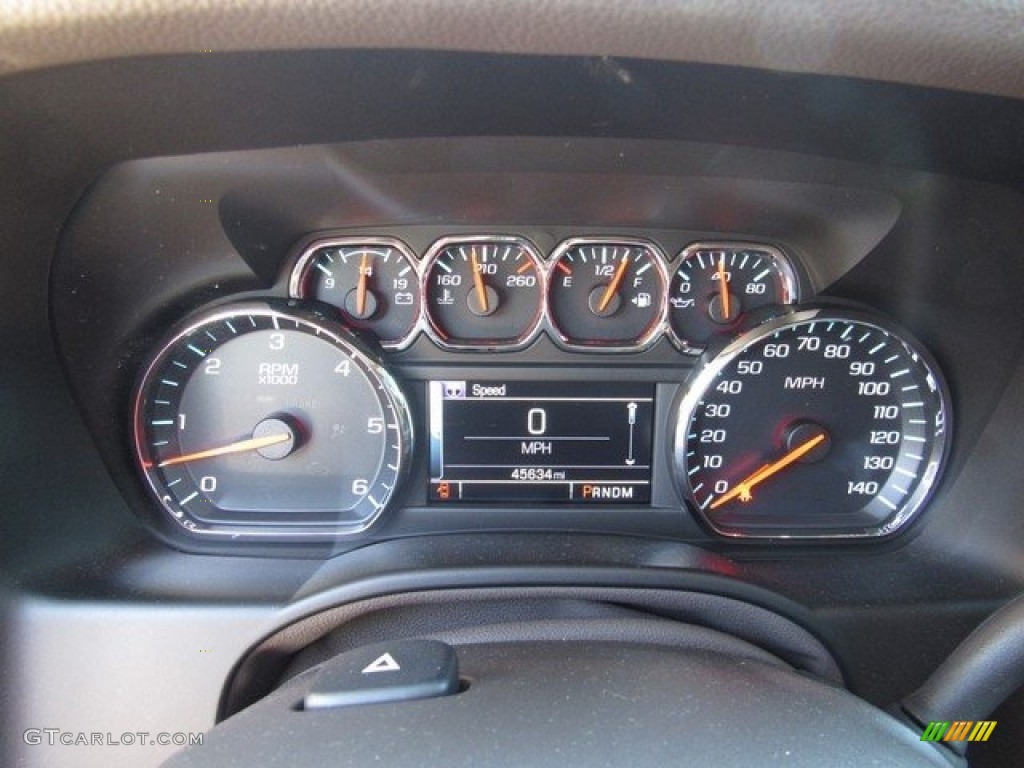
top-left (290, 238), bottom-right (421, 349)
top-left (668, 243), bottom-right (798, 353)
top-left (133, 303), bottom-right (411, 538)
top-left (674, 307), bottom-right (950, 539)
top-left (547, 238), bottom-right (667, 350)
top-left (422, 236), bottom-right (544, 350)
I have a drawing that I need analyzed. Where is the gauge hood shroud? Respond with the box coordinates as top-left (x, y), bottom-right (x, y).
top-left (3, 0), bottom-right (1024, 105)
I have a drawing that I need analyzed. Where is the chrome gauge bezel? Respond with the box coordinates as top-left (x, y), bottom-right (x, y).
top-left (665, 241), bottom-right (801, 355)
top-left (288, 235), bottom-right (800, 354)
top-left (131, 301), bottom-right (413, 540)
top-left (544, 236), bottom-right (671, 353)
top-left (672, 305), bottom-right (952, 540)
top-left (419, 234), bottom-right (548, 352)
top-left (288, 236), bottom-right (423, 351)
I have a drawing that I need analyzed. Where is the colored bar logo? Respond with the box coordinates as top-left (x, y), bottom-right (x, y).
top-left (921, 721), bottom-right (997, 742)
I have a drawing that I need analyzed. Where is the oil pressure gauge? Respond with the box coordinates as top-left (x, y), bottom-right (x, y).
top-left (668, 243), bottom-right (798, 353)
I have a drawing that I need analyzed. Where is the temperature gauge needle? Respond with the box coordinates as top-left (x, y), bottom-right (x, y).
top-left (709, 432), bottom-right (826, 510)
top-left (156, 433), bottom-right (290, 468)
top-left (716, 255), bottom-right (731, 321)
top-left (470, 247), bottom-right (489, 314)
top-left (356, 252), bottom-right (370, 318)
top-left (597, 254), bottom-right (632, 313)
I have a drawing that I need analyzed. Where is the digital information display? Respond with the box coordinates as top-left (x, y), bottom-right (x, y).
top-left (428, 380), bottom-right (654, 503)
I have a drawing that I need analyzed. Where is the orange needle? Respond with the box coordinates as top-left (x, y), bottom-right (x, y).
top-left (157, 433), bottom-right (290, 468)
top-left (717, 255), bottom-right (731, 321)
top-left (709, 432), bottom-right (826, 510)
top-left (356, 252), bottom-right (370, 317)
top-left (470, 247), bottom-right (489, 313)
top-left (598, 254), bottom-right (632, 313)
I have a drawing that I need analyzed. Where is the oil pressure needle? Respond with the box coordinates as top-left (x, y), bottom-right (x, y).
top-left (709, 432), bottom-right (826, 510)
top-left (470, 247), bottom-right (489, 314)
top-left (597, 254), bottom-right (632, 313)
top-left (156, 433), bottom-right (291, 468)
top-left (717, 255), bottom-right (731, 321)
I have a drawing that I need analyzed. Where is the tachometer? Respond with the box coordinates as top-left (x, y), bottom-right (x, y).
top-left (132, 302), bottom-right (411, 539)
top-left (674, 306), bottom-right (950, 539)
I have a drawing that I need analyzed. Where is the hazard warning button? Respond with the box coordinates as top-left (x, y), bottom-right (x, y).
top-left (303, 639), bottom-right (460, 710)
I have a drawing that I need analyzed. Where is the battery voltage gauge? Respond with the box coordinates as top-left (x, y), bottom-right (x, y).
top-left (290, 237), bottom-right (421, 349)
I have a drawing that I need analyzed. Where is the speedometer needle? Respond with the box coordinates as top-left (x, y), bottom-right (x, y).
top-left (157, 433), bottom-right (291, 468)
top-left (470, 246), bottom-right (489, 314)
top-left (717, 255), bottom-right (731, 321)
top-left (597, 254), bottom-right (631, 313)
top-left (709, 432), bottom-right (826, 510)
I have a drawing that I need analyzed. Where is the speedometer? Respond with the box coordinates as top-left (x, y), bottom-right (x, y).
top-left (673, 306), bottom-right (950, 539)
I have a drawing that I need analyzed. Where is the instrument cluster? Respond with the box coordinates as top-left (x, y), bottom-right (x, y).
top-left (129, 231), bottom-right (950, 546)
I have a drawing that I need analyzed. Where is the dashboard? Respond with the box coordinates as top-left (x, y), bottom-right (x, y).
top-left (4, 4), bottom-right (1024, 767)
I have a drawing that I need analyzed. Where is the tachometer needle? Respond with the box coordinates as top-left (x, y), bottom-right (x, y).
top-left (709, 432), bottom-right (826, 510)
top-left (470, 246), bottom-right (489, 314)
top-left (717, 255), bottom-right (731, 321)
top-left (598, 254), bottom-right (632, 313)
top-left (157, 433), bottom-right (291, 468)
top-left (356, 252), bottom-right (370, 318)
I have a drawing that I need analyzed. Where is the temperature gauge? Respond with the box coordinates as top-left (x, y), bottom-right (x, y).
top-left (422, 236), bottom-right (545, 350)
top-left (290, 237), bottom-right (421, 349)
top-left (668, 243), bottom-right (798, 352)
top-left (547, 238), bottom-right (668, 350)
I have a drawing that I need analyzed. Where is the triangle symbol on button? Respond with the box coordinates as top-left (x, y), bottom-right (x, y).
top-left (361, 653), bottom-right (401, 674)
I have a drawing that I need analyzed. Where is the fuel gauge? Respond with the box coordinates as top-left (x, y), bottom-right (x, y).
top-left (290, 237), bottom-right (421, 349)
top-left (547, 238), bottom-right (667, 350)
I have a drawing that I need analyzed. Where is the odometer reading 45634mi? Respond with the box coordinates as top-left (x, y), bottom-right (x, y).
top-left (674, 307), bottom-right (950, 539)
top-left (429, 381), bottom-right (654, 503)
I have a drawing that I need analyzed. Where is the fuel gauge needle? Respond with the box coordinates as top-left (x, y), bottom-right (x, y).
top-left (709, 432), bottom-right (826, 510)
top-left (470, 247), bottom-right (489, 314)
top-left (717, 255), bottom-right (731, 321)
top-left (156, 433), bottom-right (290, 468)
top-left (597, 254), bottom-right (631, 313)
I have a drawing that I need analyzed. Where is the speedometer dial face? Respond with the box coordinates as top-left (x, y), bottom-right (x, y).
top-left (133, 303), bottom-right (411, 539)
top-left (675, 308), bottom-right (950, 538)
